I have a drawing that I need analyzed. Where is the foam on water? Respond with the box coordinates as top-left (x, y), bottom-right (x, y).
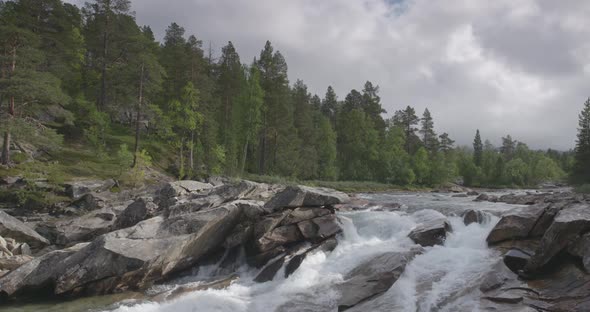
top-left (104, 193), bottom-right (506, 312)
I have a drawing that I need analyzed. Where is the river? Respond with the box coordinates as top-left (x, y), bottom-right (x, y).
top-left (2, 191), bottom-right (526, 312)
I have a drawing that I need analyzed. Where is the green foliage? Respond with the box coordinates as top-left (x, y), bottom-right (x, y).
top-left (574, 184), bottom-right (590, 194)
top-left (571, 98), bottom-right (590, 184)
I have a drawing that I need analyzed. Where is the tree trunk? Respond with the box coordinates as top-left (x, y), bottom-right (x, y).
top-left (190, 130), bottom-right (195, 171)
top-left (132, 63), bottom-right (145, 168)
top-left (179, 137), bottom-right (185, 178)
top-left (99, 11), bottom-right (110, 110)
top-left (259, 118), bottom-right (266, 175)
top-left (1, 132), bottom-right (9, 165)
top-left (2, 46), bottom-right (17, 165)
top-left (241, 139), bottom-right (249, 176)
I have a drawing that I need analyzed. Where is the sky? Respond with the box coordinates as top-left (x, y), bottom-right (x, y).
top-left (65, 0), bottom-right (590, 150)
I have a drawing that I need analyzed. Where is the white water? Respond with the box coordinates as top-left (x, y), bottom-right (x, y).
top-left (102, 192), bottom-right (518, 312)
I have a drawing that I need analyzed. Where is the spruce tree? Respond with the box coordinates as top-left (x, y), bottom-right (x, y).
top-left (473, 129), bottom-right (483, 166)
top-left (420, 108), bottom-right (438, 154)
top-left (321, 86), bottom-right (338, 125)
top-left (393, 106), bottom-right (420, 154)
top-left (438, 133), bottom-right (455, 153)
top-left (571, 98), bottom-right (590, 184)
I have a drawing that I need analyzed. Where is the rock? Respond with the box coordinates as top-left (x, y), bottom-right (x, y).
top-left (497, 194), bottom-right (543, 205)
top-left (452, 194), bottom-right (468, 198)
top-left (54, 203), bottom-right (243, 295)
top-left (254, 255), bottom-right (286, 283)
top-left (467, 191), bottom-right (479, 196)
top-left (223, 224), bottom-right (254, 249)
top-left (256, 224), bottom-right (303, 253)
top-left (479, 260), bottom-right (523, 293)
top-left (0, 176), bottom-right (22, 185)
top-left (158, 180), bottom-right (214, 209)
top-left (11, 243), bottom-right (31, 256)
top-left (503, 249), bottom-right (532, 274)
top-left (152, 274), bottom-right (238, 302)
top-left (568, 233), bottom-right (590, 272)
top-left (529, 201), bottom-right (569, 237)
top-left (280, 207), bottom-right (330, 225)
top-left (461, 209), bottom-right (490, 225)
top-left (65, 179), bottom-right (116, 199)
top-left (486, 204), bottom-right (546, 244)
top-left (210, 180), bottom-right (275, 202)
top-left (297, 214), bottom-right (341, 242)
top-left (0, 211), bottom-right (49, 249)
top-left (475, 194), bottom-right (490, 201)
top-left (337, 248), bottom-right (421, 311)
top-left (284, 237), bottom-right (338, 278)
top-left (526, 203), bottom-right (590, 273)
top-left (0, 255), bottom-right (33, 271)
top-left (114, 198), bottom-right (157, 229)
top-left (264, 185), bottom-right (350, 211)
top-left (408, 210), bottom-right (452, 247)
top-left (205, 176), bottom-right (228, 187)
top-left (37, 208), bottom-right (116, 246)
top-left (165, 196), bottom-right (226, 217)
top-left (68, 193), bottom-right (100, 212)
top-left (0, 243), bottom-right (89, 296)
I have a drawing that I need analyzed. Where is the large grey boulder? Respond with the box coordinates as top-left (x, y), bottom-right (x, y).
top-left (408, 210), bottom-right (452, 247)
top-left (525, 204), bottom-right (590, 273)
top-left (568, 233), bottom-right (590, 272)
top-left (0, 242), bottom-right (89, 296)
top-left (297, 214), bottom-right (341, 242)
top-left (114, 197), bottom-right (157, 229)
top-left (0, 211), bottom-right (49, 249)
top-left (0, 203), bottom-right (243, 297)
top-left (264, 185), bottom-right (350, 211)
top-left (337, 248), bottom-right (421, 311)
top-left (461, 209), bottom-right (491, 225)
top-left (54, 203), bottom-right (243, 295)
top-left (486, 204), bottom-right (546, 244)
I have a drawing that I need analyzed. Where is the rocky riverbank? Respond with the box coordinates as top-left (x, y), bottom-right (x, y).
top-left (0, 179), bottom-right (348, 303)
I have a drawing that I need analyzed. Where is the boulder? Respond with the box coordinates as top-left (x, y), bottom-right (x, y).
top-left (475, 194), bottom-right (490, 201)
top-left (256, 224), bottom-right (303, 253)
top-left (0, 211), bottom-right (49, 249)
top-left (0, 203), bottom-right (243, 297)
top-left (461, 209), bottom-right (491, 225)
top-left (297, 214), bottom-right (341, 242)
top-left (0, 255), bottom-right (33, 271)
top-left (65, 179), bottom-right (116, 200)
top-left (497, 194), bottom-right (543, 205)
top-left (486, 204), bottom-right (546, 244)
top-left (56, 203), bottom-right (242, 295)
top-left (264, 185), bottom-right (350, 211)
top-left (408, 210), bottom-right (452, 247)
top-left (452, 194), bottom-right (468, 198)
top-left (525, 204), bottom-right (590, 273)
top-left (68, 193), bottom-right (100, 212)
top-left (211, 180), bottom-right (277, 202)
top-left (568, 233), bottom-right (590, 272)
top-left (467, 191), bottom-right (479, 196)
top-left (114, 198), bottom-right (157, 229)
top-left (337, 248), bottom-right (421, 311)
top-left (11, 243), bottom-right (31, 256)
top-left (37, 208), bottom-right (116, 246)
top-left (0, 176), bottom-right (22, 186)
top-left (158, 180), bottom-right (214, 209)
top-left (503, 249), bottom-right (532, 274)
top-left (0, 242), bottom-right (89, 296)
top-left (280, 207), bottom-right (330, 225)
top-left (253, 255), bottom-right (286, 283)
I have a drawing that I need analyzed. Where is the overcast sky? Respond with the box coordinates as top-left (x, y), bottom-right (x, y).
top-left (65, 0), bottom-right (590, 150)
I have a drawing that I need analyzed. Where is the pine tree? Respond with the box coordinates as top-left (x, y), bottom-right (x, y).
top-left (438, 132), bottom-right (455, 153)
top-left (571, 98), bottom-right (590, 184)
top-left (420, 108), bottom-right (438, 153)
top-left (83, 0), bottom-right (132, 110)
top-left (393, 106), bottom-right (420, 154)
top-left (361, 81), bottom-right (386, 136)
top-left (321, 86), bottom-right (338, 125)
top-left (500, 135), bottom-right (516, 160)
top-left (473, 129), bottom-right (483, 166)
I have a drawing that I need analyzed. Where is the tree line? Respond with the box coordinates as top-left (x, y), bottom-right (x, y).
top-left (0, 0), bottom-right (578, 187)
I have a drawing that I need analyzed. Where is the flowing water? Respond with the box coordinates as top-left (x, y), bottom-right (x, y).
top-left (3, 191), bottom-right (527, 312)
